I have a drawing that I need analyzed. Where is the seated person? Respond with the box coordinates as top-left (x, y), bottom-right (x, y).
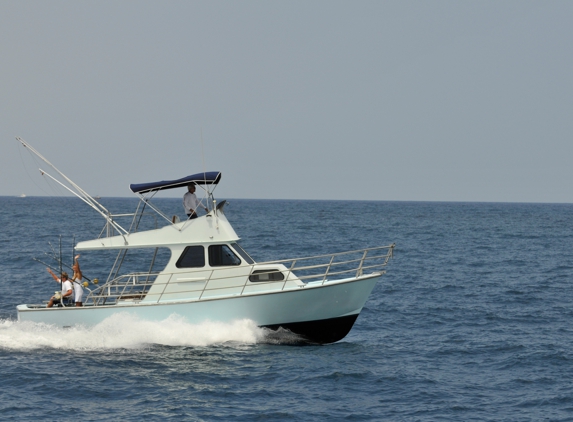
top-left (46, 268), bottom-right (73, 308)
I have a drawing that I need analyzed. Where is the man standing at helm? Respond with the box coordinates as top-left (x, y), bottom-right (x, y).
top-left (183, 183), bottom-right (208, 219)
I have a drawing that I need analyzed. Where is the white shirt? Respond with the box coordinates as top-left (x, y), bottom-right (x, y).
top-left (183, 191), bottom-right (202, 215)
top-left (60, 280), bottom-right (73, 298)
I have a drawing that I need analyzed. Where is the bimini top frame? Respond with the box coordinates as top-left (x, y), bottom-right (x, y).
top-left (129, 172), bottom-right (221, 194)
top-left (127, 171), bottom-right (222, 229)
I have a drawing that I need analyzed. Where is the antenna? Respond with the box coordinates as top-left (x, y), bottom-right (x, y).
top-left (200, 128), bottom-right (207, 185)
top-left (200, 128), bottom-right (213, 212)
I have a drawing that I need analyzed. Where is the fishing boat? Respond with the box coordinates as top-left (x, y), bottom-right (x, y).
top-left (15, 138), bottom-right (395, 344)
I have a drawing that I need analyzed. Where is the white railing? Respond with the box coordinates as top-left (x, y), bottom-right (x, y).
top-left (84, 244), bottom-right (395, 306)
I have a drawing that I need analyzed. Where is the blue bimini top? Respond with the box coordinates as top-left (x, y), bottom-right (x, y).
top-left (129, 172), bottom-right (222, 194)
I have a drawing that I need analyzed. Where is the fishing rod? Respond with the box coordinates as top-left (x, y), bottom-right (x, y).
top-left (32, 257), bottom-right (98, 287)
top-left (41, 251), bottom-right (79, 275)
top-left (44, 237), bottom-right (89, 280)
top-left (41, 262), bottom-right (97, 296)
top-left (47, 241), bottom-right (58, 263)
top-left (72, 235), bottom-right (75, 271)
top-left (59, 235), bottom-right (62, 277)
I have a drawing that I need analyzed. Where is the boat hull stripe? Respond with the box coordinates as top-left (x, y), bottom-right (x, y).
top-left (262, 314), bottom-right (360, 344)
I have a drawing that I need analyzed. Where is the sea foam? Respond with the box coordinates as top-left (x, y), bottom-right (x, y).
top-left (0, 313), bottom-right (266, 351)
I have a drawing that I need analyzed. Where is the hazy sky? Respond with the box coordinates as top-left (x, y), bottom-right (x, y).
top-left (1, 1), bottom-right (572, 202)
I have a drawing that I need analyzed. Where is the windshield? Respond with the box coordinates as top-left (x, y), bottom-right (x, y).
top-left (230, 243), bottom-right (255, 264)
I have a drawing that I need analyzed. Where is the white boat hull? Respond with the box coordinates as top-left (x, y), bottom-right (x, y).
top-left (18, 275), bottom-right (380, 344)
top-left (14, 140), bottom-right (395, 344)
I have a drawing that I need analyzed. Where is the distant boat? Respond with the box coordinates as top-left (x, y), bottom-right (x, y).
top-left (94, 195), bottom-right (101, 200)
top-left (18, 194), bottom-right (26, 198)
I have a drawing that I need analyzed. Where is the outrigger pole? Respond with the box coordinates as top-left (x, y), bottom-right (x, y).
top-left (16, 137), bottom-right (128, 238)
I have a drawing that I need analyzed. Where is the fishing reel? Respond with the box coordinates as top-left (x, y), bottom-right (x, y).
top-left (81, 278), bottom-right (98, 288)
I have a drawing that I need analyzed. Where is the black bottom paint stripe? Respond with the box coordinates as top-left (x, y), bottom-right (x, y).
top-left (261, 314), bottom-right (360, 344)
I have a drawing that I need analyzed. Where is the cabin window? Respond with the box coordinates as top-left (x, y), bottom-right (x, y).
top-left (176, 246), bottom-right (205, 268)
top-left (249, 269), bottom-right (285, 282)
top-left (231, 243), bottom-right (254, 265)
top-left (208, 245), bottom-right (241, 266)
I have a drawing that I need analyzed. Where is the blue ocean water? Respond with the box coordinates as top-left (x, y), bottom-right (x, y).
top-left (1, 196), bottom-right (573, 420)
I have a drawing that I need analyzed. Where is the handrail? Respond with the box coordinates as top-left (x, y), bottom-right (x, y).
top-left (323, 255), bottom-right (335, 283)
top-left (256, 244), bottom-right (394, 266)
top-left (84, 244), bottom-right (395, 307)
top-left (156, 273), bottom-right (173, 303)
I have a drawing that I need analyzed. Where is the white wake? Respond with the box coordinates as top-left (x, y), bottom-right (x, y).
top-left (0, 313), bottom-right (267, 351)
